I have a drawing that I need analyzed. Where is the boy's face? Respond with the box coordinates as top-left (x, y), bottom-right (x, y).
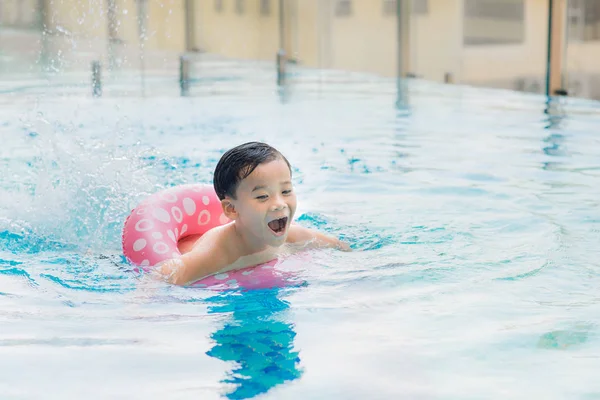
top-left (226, 158), bottom-right (297, 248)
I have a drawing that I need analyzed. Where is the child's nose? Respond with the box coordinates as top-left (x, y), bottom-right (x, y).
top-left (270, 196), bottom-right (287, 211)
top-left (271, 203), bottom-right (285, 211)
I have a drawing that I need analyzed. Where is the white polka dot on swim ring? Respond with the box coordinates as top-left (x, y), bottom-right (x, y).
top-left (135, 219), bottom-right (154, 232)
top-left (135, 207), bottom-right (147, 215)
top-left (214, 273), bottom-right (229, 280)
top-left (191, 186), bottom-right (203, 192)
top-left (180, 224), bottom-right (188, 235)
top-left (152, 232), bottom-right (163, 240)
top-left (219, 213), bottom-right (229, 225)
top-left (198, 210), bottom-right (211, 225)
top-left (241, 270), bottom-right (253, 276)
top-left (141, 259), bottom-right (150, 266)
top-left (261, 264), bottom-right (274, 269)
top-left (171, 206), bottom-right (183, 223)
top-left (226, 279), bottom-right (238, 286)
top-left (160, 192), bottom-right (178, 203)
top-left (153, 242), bottom-right (169, 254)
top-left (167, 229), bottom-right (176, 243)
top-left (182, 198), bottom-right (196, 216)
top-left (152, 208), bottom-right (171, 223)
top-left (133, 238), bottom-right (147, 252)
top-left (202, 196), bottom-right (210, 205)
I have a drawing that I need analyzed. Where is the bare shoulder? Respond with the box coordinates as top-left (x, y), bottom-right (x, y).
top-left (287, 223), bottom-right (351, 251)
top-left (161, 224), bottom-right (238, 285)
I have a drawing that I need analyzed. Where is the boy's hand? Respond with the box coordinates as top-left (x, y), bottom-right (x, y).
top-left (287, 224), bottom-right (351, 251)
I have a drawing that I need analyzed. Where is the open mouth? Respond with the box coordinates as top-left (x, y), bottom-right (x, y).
top-left (267, 217), bottom-right (288, 236)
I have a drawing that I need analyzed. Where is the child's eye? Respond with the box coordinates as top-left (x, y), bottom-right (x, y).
top-left (256, 195), bottom-right (268, 200)
top-left (282, 190), bottom-right (292, 195)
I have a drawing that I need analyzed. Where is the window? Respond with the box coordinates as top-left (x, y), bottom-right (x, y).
top-left (463, 0), bottom-right (525, 45)
top-left (383, 0), bottom-right (395, 15)
top-left (383, 0), bottom-right (428, 17)
top-left (569, 0), bottom-right (600, 41)
top-left (235, 0), bottom-right (244, 14)
top-left (465, 0), bottom-right (524, 20)
top-left (0, 0), bottom-right (44, 29)
top-left (215, 0), bottom-right (223, 13)
top-left (335, 0), bottom-right (352, 17)
top-left (413, 0), bottom-right (428, 15)
top-left (107, 0), bottom-right (119, 39)
top-left (260, 0), bottom-right (270, 16)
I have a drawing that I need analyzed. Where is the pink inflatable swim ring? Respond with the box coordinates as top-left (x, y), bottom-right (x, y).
top-left (122, 184), bottom-right (297, 290)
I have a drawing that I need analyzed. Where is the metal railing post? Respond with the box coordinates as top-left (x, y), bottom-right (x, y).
top-left (91, 60), bottom-right (102, 97)
top-left (277, 49), bottom-right (287, 86)
top-left (180, 55), bottom-right (190, 96)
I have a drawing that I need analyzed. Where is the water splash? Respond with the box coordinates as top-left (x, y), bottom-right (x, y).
top-left (0, 109), bottom-right (165, 252)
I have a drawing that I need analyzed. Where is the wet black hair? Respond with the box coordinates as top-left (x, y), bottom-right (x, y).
top-left (213, 142), bottom-right (292, 200)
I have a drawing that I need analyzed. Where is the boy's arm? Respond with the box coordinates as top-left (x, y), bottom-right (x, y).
top-left (287, 224), bottom-right (351, 251)
top-left (157, 246), bottom-right (229, 286)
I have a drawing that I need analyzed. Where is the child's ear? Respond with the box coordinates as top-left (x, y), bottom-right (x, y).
top-left (221, 198), bottom-right (237, 220)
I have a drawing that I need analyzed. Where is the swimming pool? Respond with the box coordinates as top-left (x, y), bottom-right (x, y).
top-left (1, 58), bottom-right (600, 399)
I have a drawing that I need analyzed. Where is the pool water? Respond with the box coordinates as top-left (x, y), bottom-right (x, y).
top-left (1, 60), bottom-right (600, 399)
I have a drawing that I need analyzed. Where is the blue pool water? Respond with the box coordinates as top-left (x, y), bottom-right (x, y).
top-left (1, 60), bottom-right (600, 399)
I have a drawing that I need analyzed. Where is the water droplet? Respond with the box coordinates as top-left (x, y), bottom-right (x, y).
top-left (123, 9), bottom-right (128, 14)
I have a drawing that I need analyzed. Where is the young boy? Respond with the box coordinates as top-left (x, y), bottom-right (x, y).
top-left (159, 141), bottom-right (350, 285)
